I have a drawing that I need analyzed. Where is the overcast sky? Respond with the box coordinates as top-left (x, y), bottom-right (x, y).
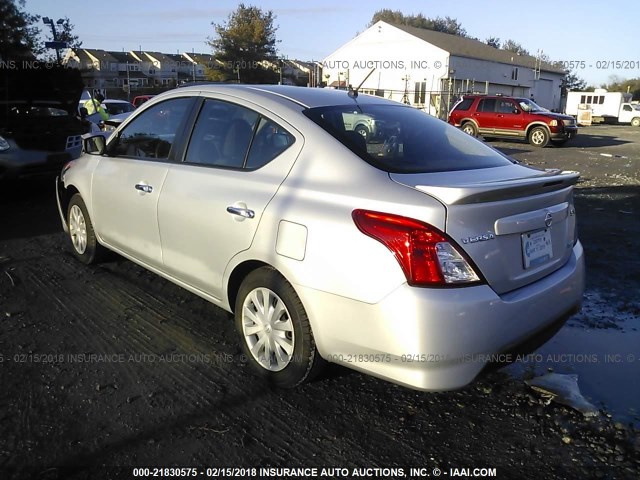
top-left (27, 0), bottom-right (640, 86)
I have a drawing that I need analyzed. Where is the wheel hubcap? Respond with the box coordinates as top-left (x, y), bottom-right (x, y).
top-left (69, 205), bottom-right (88, 254)
top-left (241, 287), bottom-right (295, 371)
top-left (532, 131), bottom-right (545, 144)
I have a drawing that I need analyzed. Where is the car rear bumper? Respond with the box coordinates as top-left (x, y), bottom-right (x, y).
top-left (0, 149), bottom-right (75, 180)
top-left (296, 241), bottom-right (585, 391)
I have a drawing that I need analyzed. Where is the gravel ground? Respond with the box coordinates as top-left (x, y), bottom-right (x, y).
top-left (0, 124), bottom-right (638, 480)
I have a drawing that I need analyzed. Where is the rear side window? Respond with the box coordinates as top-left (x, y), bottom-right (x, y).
top-left (185, 98), bottom-right (294, 169)
top-left (245, 117), bottom-right (295, 169)
top-left (478, 99), bottom-right (496, 112)
top-left (453, 98), bottom-right (474, 111)
top-left (304, 104), bottom-right (514, 173)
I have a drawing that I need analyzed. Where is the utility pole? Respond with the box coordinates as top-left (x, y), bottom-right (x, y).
top-left (42, 17), bottom-right (65, 63)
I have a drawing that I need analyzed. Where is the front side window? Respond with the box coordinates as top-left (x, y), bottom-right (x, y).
top-left (517, 99), bottom-right (547, 113)
top-left (497, 100), bottom-right (517, 114)
top-left (304, 104), bottom-right (514, 173)
top-left (111, 97), bottom-right (191, 160)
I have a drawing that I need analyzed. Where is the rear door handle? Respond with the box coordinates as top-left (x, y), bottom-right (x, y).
top-left (135, 183), bottom-right (153, 193)
top-left (226, 206), bottom-right (255, 219)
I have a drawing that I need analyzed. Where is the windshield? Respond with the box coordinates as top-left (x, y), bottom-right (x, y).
top-left (304, 104), bottom-right (514, 173)
top-left (517, 99), bottom-right (547, 113)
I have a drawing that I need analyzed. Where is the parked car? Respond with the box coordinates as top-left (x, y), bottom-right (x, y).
top-left (132, 95), bottom-right (155, 108)
top-left (56, 85), bottom-right (584, 391)
top-left (448, 94), bottom-right (578, 147)
top-left (0, 66), bottom-right (88, 181)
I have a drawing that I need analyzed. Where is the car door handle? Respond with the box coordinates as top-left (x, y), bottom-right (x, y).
top-left (135, 183), bottom-right (153, 193)
top-left (226, 206), bottom-right (255, 219)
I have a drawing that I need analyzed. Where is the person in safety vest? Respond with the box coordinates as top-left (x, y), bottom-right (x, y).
top-left (84, 93), bottom-right (109, 121)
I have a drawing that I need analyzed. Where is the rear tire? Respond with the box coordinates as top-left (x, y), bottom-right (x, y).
top-left (528, 126), bottom-right (550, 147)
top-left (235, 267), bottom-right (324, 388)
top-left (461, 122), bottom-right (478, 137)
top-left (67, 193), bottom-right (105, 264)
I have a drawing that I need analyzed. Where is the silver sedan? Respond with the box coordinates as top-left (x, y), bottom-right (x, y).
top-left (56, 85), bottom-right (585, 390)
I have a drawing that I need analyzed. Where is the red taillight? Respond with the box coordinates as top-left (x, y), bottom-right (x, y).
top-left (352, 209), bottom-right (481, 287)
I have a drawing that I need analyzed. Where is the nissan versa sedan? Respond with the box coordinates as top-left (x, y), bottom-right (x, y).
top-left (56, 85), bottom-right (585, 391)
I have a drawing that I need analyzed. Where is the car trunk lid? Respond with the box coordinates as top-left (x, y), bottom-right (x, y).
top-left (390, 165), bottom-right (579, 294)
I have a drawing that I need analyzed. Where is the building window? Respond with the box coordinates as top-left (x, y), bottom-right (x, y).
top-left (511, 68), bottom-right (519, 80)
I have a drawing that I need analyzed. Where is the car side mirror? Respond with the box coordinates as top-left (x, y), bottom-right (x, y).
top-left (83, 134), bottom-right (107, 155)
top-left (513, 108), bottom-right (520, 114)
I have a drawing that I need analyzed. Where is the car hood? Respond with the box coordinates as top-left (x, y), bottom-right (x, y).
top-left (0, 66), bottom-right (85, 127)
top-left (532, 111), bottom-right (574, 121)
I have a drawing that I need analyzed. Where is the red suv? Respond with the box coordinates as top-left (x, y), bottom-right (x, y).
top-left (448, 95), bottom-right (578, 147)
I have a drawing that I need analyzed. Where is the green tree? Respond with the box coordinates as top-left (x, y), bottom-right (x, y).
top-left (430, 16), bottom-right (467, 36)
top-left (0, 0), bottom-right (42, 60)
top-left (602, 76), bottom-right (640, 100)
top-left (485, 36), bottom-right (501, 49)
top-left (207, 3), bottom-right (279, 84)
top-left (560, 69), bottom-right (587, 92)
top-left (501, 39), bottom-right (529, 56)
top-left (369, 9), bottom-right (468, 37)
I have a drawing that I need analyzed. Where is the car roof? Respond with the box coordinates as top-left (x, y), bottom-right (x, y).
top-left (463, 94), bottom-right (528, 101)
top-left (175, 84), bottom-right (395, 109)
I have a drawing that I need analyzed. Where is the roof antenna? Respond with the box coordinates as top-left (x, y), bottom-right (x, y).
top-left (349, 68), bottom-right (377, 99)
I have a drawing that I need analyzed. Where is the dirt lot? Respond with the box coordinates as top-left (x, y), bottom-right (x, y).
top-left (0, 125), bottom-right (639, 479)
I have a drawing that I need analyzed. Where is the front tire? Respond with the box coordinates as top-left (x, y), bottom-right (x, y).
top-left (67, 193), bottom-right (105, 264)
top-left (528, 126), bottom-right (550, 147)
top-left (631, 117), bottom-right (640, 127)
top-left (235, 267), bottom-right (324, 388)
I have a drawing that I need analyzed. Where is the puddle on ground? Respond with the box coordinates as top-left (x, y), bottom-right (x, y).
top-left (506, 289), bottom-right (640, 426)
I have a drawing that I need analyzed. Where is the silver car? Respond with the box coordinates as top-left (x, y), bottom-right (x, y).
top-left (56, 85), bottom-right (585, 390)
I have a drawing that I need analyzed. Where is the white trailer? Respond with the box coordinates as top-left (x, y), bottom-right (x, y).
top-left (565, 89), bottom-right (634, 124)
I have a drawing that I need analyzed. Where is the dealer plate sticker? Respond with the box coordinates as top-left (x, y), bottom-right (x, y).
top-left (522, 228), bottom-right (553, 269)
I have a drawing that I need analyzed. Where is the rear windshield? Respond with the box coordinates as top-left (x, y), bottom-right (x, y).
top-left (303, 104), bottom-right (514, 173)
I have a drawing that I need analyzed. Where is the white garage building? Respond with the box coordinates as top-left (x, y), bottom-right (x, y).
top-left (322, 21), bottom-right (565, 118)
